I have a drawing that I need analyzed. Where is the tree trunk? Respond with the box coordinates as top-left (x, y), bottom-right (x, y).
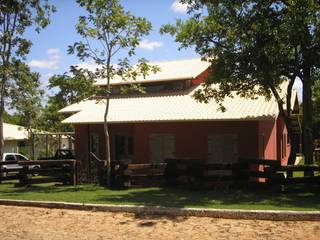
top-left (269, 82), bottom-right (297, 170)
top-left (104, 94), bottom-right (111, 187)
top-left (285, 79), bottom-right (298, 176)
top-left (0, 103), bottom-right (4, 160)
top-left (0, 87), bottom-right (5, 160)
top-left (302, 73), bottom-right (314, 173)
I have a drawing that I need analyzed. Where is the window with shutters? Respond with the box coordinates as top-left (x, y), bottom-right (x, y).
top-left (207, 134), bottom-right (238, 163)
top-left (89, 133), bottom-right (100, 157)
top-left (149, 134), bottom-right (175, 163)
top-left (262, 134), bottom-right (265, 159)
top-left (114, 134), bottom-right (133, 161)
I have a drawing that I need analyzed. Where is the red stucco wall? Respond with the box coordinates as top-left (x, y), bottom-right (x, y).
top-left (75, 121), bottom-right (262, 164)
top-left (258, 120), bottom-right (277, 160)
top-left (276, 116), bottom-right (290, 165)
top-left (191, 69), bottom-right (210, 85)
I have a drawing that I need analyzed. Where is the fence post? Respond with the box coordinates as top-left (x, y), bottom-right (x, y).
top-left (18, 166), bottom-right (29, 187)
top-left (70, 160), bottom-right (77, 186)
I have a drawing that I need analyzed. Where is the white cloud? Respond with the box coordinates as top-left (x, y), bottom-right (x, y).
top-left (43, 72), bottom-right (54, 79)
top-left (170, 0), bottom-right (188, 14)
top-left (46, 48), bottom-right (60, 55)
top-left (74, 61), bottom-right (101, 72)
top-left (29, 48), bottom-right (62, 70)
top-left (139, 39), bottom-right (164, 51)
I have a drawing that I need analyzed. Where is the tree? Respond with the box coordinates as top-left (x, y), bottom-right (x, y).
top-left (42, 66), bottom-right (98, 132)
top-left (313, 77), bottom-right (320, 139)
top-left (161, 0), bottom-right (320, 166)
top-left (0, 0), bottom-right (55, 158)
top-left (69, 0), bottom-right (158, 186)
top-left (9, 61), bottom-right (44, 158)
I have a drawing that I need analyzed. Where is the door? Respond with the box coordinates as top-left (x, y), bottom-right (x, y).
top-left (149, 134), bottom-right (175, 163)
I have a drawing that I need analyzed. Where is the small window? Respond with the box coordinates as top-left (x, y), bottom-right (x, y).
top-left (262, 135), bottom-right (265, 159)
top-left (5, 155), bottom-right (16, 161)
top-left (90, 133), bottom-right (100, 157)
top-left (114, 134), bottom-right (133, 161)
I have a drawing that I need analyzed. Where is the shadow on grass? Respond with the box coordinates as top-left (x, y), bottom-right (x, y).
top-left (0, 182), bottom-right (102, 195)
top-left (94, 186), bottom-right (320, 210)
top-left (1, 182), bottom-right (320, 211)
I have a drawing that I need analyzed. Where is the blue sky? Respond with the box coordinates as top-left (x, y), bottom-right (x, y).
top-left (25, 0), bottom-right (302, 99)
top-left (26, 0), bottom-right (196, 87)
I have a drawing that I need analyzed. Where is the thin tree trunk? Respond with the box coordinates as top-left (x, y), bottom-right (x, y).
top-left (269, 82), bottom-right (296, 168)
top-left (104, 95), bottom-right (111, 187)
top-left (0, 78), bottom-right (5, 160)
top-left (0, 101), bottom-right (4, 160)
top-left (104, 56), bottom-right (112, 187)
top-left (302, 71), bottom-right (314, 173)
top-left (286, 79), bottom-right (298, 178)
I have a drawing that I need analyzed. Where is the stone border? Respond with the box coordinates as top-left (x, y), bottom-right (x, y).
top-left (0, 199), bottom-right (320, 221)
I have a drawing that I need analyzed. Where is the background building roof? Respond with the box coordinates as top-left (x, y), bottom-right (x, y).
top-left (94, 58), bottom-right (210, 86)
top-left (4, 123), bottom-right (29, 141)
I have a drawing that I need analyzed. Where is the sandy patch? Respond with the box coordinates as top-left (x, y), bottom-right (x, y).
top-left (0, 205), bottom-right (319, 240)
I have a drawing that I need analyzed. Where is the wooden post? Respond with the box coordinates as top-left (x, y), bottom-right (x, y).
top-left (18, 165), bottom-right (29, 187)
top-left (71, 160), bottom-right (77, 186)
top-left (58, 134), bottom-right (61, 150)
top-left (31, 134), bottom-right (35, 160)
top-left (46, 135), bottom-right (49, 158)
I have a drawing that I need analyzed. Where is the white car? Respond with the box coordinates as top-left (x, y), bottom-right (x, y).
top-left (1, 153), bottom-right (39, 177)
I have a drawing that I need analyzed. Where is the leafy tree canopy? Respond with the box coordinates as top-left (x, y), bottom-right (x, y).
top-left (161, 0), bottom-right (320, 165)
top-left (69, 0), bottom-right (158, 186)
top-left (0, 0), bottom-right (55, 157)
top-left (161, 0), bottom-right (319, 105)
top-left (41, 66), bottom-right (98, 132)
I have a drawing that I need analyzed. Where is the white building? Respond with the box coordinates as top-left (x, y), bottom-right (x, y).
top-left (3, 123), bottom-right (29, 153)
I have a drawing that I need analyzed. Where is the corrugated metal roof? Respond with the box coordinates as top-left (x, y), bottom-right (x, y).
top-left (94, 58), bottom-right (210, 86)
top-left (61, 85), bottom-right (281, 124)
top-left (4, 123), bottom-right (28, 140)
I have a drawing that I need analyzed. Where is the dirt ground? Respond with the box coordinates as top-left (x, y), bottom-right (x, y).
top-left (0, 205), bottom-right (319, 240)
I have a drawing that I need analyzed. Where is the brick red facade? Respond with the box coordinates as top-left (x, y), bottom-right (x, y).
top-left (74, 117), bottom-right (289, 181)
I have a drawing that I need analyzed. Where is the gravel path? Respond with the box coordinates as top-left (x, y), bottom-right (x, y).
top-left (0, 205), bottom-right (319, 240)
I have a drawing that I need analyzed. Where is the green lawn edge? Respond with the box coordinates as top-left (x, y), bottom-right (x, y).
top-left (0, 183), bottom-right (319, 211)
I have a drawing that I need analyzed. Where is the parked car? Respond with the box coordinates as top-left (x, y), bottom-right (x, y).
top-left (38, 149), bottom-right (75, 169)
top-left (0, 153), bottom-right (39, 177)
top-left (38, 149), bottom-right (75, 160)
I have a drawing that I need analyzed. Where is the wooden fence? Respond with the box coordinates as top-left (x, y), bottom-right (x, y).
top-left (111, 158), bottom-right (320, 190)
top-left (0, 160), bottom-right (77, 187)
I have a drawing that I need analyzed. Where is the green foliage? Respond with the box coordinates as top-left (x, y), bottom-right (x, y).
top-left (161, 0), bottom-right (320, 164)
top-left (0, 0), bottom-right (55, 156)
top-left (41, 67), bottom-right (99, 132)
top-left (69, 0), bottom-right (158, 85)
top-left (69, 0), bottom-right (158, 183)
top-left (3, 111), bottom-right (22, 125)
top-left (313, 78), bottom-right (320, 138)
top-left (161, 0), bottom-right (319, 106)
top-left (9, 61), bottom-right (44, 131)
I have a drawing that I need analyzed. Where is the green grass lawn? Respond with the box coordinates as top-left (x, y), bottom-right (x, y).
top-left (0, 182), bottom-right (319, 211)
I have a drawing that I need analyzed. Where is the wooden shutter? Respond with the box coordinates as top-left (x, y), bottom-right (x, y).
top-left (149, 134), bottom-right (175, 163)
top-left (150, 135), bottom-right (162, 163)
top-left (163, 134), bottom-right (175, 160)
top-left (208, 134), bottom-right (238, 163)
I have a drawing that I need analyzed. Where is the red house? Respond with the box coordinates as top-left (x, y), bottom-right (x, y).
top-left (60, 58), bottom-right (299, 182)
